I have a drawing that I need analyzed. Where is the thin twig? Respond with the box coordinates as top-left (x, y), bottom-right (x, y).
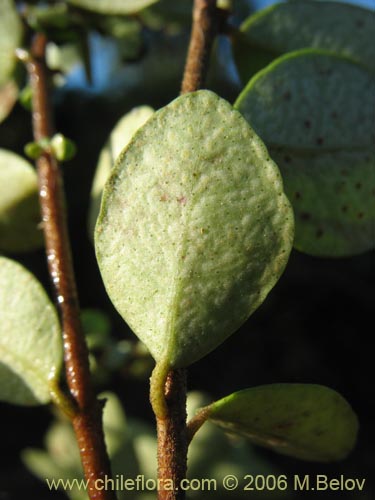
top-left (186, 406), bottom-right (212, 445)
top-left (27, 32), bottom-right (115, 500)
top-left (181, 0), bottom-right (219, 94)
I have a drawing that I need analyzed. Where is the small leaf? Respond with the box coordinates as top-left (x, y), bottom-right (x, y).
top-left (0, 79), bottom-right (18, 123)
top-left (0, 0), bottom-right (23, 86)
top-left (235, 51), bottom-right (375, 256)
top-left (67, 0), bottom-right (159, 15)
top-left (0, 257), bottom-right (63, 405)
top-left (208, 384), bottom-right (358, 462)
top-left (18, 84), bottom-right (33, 111)
top-left (0, 149), bottom-right (44, 253)
top-left (89, 105), bottom-right (154, 237)
top-left (24, 141), bottom-right (45, 160)
top-left (50, 133), bottom-right (77, 162)
top-left (141, 0), bottom-right (194, 27)
top-left (95, 90), bottom-right (293, 368)
top-left (234, 1), bottom-right (375, 83)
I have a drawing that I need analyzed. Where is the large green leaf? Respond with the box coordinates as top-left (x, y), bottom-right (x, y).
top-left (235, 51), bottom-right (375, 257)
top-left (68, 0), bottom-right (159, 15)
top-left (208, 384), bottom-right (358, 462)
top-left (0, 257), bottom-right (63, 405)
top-left (0, 149), bottom-right (43, 253)
top-left (95, 90), bottom-right (293, 368)
top-left (233, 1), bottom-right (375, 83)
top-left (89, 106), bottom-right (154, 237)
top-left (0, 0), bottom-right (23, 86)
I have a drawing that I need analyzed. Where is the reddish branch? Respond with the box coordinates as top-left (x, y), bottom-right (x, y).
top-left (181, 0), bottom-right (220, 94)
top-left (156, 1), bottom-right (221, 499)
top-left (27, 33), bottom-right (115, 500)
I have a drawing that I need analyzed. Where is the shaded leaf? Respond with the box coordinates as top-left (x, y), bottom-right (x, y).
top-left (0, 257), bottom-right (63, 405)
top-left (95, 90), bottom-right (293, 368)
top-left (141, 0), bottom-right (194, 28)
top-left (68, 0), bottom-right (159, 15)
top-left (187, 392), bottom-right (289, 499)
top-left (234, 1), bottom-right (375, 83)
top-left (0, 149), bottom-right (44, 253)
top-left (235, 51), bottom-right (375, 256)
top-left (0, 0), bottom-right (23, 86)
top-left (271, 149), bottom-right (375, 257)
top-left (89, 105), bottom-right (154, 236)
top-left (0, 79), bottom-right (18, 123)
top-left (208, 384), bottom-right (358, 462)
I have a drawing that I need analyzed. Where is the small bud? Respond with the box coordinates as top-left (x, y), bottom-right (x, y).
top-left (50, 133), bottom-right (77, 162)
top-left (19, 85), bottom-right (33, 111)
top-left (24, 141), bottom-right (44, 160)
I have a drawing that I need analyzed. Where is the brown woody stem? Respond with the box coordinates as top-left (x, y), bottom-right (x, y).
top-left (27, 33), bottom-right (115, 500)
top-left (154, 2), bottom-right (220, 499)
top-left (155, 369), bottom-right (188, 500)
top-left (181, 0), bottom-right (220, 94)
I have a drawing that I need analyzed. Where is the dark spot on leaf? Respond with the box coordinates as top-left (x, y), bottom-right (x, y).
top-left (275, 421), bottom-right (294, 430)
top-left (317, 67), bottom-right (332, 76)
top-left (358, 212), bottom-right (364, 219)
top-left (336, 181), bottom-right (346, 193)
top-left (300, 212), bottom-right (311, 221)
top-left (304, 120), bottom-right (311, 129)
top-left (355, 183), bottom-right (362, 190)
top-left (316, 137), bottom-right (324, 146)
top-left (160, 194), bottom-right (168, 202)
top-left (316, 229), bottom-right (324, 238)
top-left (341, 205), bottom-right (348, 213)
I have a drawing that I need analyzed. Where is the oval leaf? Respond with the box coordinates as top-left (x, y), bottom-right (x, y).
top-left (0, 149), bottom-right (44, 253)
top-left (89, 106), bottom-right (154, 237)
top-left (0, 257), bottom-right (63, 405)
top-left (95, 90), bottom-right (293, 368)
top-left (235, 51), bottom-right (375, 256)
top-left (0, 79), bottom-right (18, 123)
top-left (234, 1), bottom-right (375, 83)
top-left (68, 0), bottom-right (159, 15)
top-left (0, 0), bottom-right (23, 86)
top-left (208, 384), bottom-right (358, 462)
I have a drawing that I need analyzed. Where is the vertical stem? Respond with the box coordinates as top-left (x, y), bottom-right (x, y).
top-left (181, 0), bottom-right (219, 94)
top-left (156, 369), bottom-right (187, 500)
top-left (27, 33), bottom-right (115, 500)
top-left (154, 2), bottom-right (220, 500)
